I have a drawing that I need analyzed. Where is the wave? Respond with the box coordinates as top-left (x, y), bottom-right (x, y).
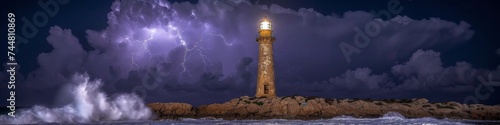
top-left (168, 112), bottom-right (470, 125)
top-left (378, 111), bottom-right (405, 120)
top-left (0, 74), bottom-right (152, 124)
top-left (323, 112), bottom-right (468, 125)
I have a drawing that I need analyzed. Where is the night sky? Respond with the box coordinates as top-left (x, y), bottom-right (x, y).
top-left (1, 0), bottom-right (500, 107)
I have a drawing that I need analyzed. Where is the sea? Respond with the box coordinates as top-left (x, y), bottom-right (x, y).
top-left (92, 116), bottom-right (500, 125)
top-left (1, 75), bottom-right (499, 125)
top-left (3, 116), bottom-right (500, 125)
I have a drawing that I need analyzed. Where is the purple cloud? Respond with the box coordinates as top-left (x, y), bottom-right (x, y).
top-left (7, 0), bottom-right (492, 106)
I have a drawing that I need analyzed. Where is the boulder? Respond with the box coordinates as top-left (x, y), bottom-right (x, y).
top-left (148, 96), bottom-right (500, 120)
top-left (412, 98), bottom-right (428, 104)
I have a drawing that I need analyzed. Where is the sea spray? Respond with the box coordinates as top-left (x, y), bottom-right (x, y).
top-left (0, 74), bottom-right (152, 124)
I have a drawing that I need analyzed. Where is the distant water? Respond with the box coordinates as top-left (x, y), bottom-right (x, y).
top-left (4, 114), bottom-right (499, 125)
top-left (93, 115), bottom-right (500, 125)
top-left (0, 74), bottom-right (499, 124)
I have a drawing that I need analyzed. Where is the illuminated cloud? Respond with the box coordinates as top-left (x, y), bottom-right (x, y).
top-left (7, 0), bottom-right (491, 106)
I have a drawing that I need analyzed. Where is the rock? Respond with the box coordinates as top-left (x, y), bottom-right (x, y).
top-left (412, 98), bottom-right (428, 104)
top-left (148, 96), bottom-right (500, 120)
top-left (147, 102), bottom-right (193, 119)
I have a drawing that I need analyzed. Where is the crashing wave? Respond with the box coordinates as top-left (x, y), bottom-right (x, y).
top-left (379, 111), bottom-right (405, 120)
top-left (0, 74), bottom-right (152, 124)
top-left (331, 115), bottom-right (357, 120)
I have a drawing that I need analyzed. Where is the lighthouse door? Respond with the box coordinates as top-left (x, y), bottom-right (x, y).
top-left (264, 84), bottom-right (269, 94)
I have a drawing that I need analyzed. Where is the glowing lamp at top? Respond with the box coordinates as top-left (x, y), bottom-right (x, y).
top-left (259, 18), bottom-right (271, 30)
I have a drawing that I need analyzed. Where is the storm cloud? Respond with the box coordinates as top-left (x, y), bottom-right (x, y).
top-left (2, 0), bottom-right (496, 107)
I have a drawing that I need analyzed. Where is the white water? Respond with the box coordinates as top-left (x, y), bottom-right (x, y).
top-left (151, 113), bottom-right (476, 125)
top-left (92, 112), bottom-right (494, 125)
top-left (94, 113), bottom-right (481, 125)
top-left (0, 74), bottom-right (152, 124)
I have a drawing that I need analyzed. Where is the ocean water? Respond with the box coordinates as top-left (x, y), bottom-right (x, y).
top-left (93, 116), bottom-right (500, 125)
top-left (1, 74), bottom-right (499, 125)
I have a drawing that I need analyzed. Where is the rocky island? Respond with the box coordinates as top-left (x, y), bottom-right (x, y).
top-left (147, 96), bottom-right (500, 120)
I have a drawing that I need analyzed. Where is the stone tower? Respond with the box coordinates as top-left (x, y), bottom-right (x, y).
top-left (255, 17), bottom-right (276, 98)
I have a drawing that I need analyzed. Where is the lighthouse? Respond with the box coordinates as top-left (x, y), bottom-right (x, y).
top-left (255, 17), bottom-right (277, 98)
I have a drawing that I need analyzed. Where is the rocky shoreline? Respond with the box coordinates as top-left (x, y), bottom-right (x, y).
top-left (147, 96), bottom-right (500, 120)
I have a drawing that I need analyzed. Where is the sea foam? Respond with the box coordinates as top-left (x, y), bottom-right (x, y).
top-left (0, 74), bottom-right (152, 124)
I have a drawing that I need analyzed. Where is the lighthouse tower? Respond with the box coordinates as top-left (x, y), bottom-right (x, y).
top-left (255, 17), bottom-right (277, 98)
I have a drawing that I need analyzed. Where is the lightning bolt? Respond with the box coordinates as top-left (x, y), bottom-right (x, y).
top-left (121, 22), bottom-right (232, 80)
top-left (126, 28), bottom-right (157, 71)
top-left (109, 2), bottom-right (236, 81)
top-left (167, 24), bottom-right (233, 79)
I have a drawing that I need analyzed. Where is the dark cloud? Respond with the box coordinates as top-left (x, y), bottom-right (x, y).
top-left (24, 26), bottom-right (87, 90)
top-left (4, 0), bottom-right (498, 107)
top-left (391, 50), bottom-right (481, 91)
top-left (278, 50), bottom-right (500, 103)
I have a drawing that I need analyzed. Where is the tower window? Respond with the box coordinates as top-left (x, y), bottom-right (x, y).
top-left (264, 84), bottom-right (269, 94)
